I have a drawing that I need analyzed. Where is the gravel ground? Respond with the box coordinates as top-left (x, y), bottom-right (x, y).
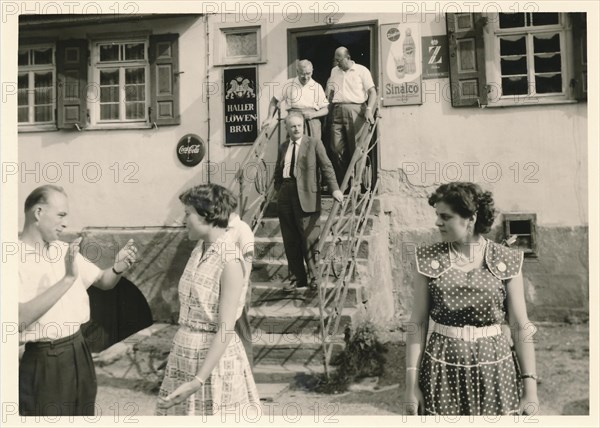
top-left (95, 322), bottom-right (590, 418)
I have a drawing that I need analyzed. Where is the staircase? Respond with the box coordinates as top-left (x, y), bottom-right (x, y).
top-left (249, 213), bottom-right (349, 383)
top-left (229, 105), bottom-right (382, 386)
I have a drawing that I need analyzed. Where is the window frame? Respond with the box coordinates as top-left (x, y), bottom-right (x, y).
top-left (18, 43), bottom-right (57, 132)
top-left (88, 38), bottom-right (151, 129)
top-left (214, 23), bottom-right (266, 66)
top-left (483, 12), bottom-right (577, 107)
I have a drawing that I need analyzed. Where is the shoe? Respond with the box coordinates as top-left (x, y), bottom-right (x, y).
top-left (283, 281), bottom-right (307, 292)
top-left (283, 283), bottom-right (295, 292)
top-left (303, 279), bottom-right (319, 300)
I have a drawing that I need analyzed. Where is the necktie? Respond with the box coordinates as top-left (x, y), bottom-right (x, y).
top-left (289, 141), bottom-right (296, 178)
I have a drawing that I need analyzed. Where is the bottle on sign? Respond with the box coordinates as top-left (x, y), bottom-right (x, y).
top-left (403, 28), bottom-right (416, 74)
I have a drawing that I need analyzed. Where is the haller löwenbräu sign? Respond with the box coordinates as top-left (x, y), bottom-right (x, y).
top-left (224, 67), bottom-right (258, 145)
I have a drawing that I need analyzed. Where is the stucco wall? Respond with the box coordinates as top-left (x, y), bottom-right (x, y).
top-left (17, 13), bottom-right (588, 231)
top-left (16, 12), bottom-right (589, 323)
top-left (18, 16), bottom-right (212, 230)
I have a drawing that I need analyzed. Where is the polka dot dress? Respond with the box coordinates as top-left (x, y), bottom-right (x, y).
top-left (416, 240), bottom-right (523, 416)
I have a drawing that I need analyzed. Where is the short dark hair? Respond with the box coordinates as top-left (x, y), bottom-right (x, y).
top-left (24, 185), bottom-right (67, 213)
top-left (428, 182), bottom-right (496, 234)
top-left (178, 183), bottom-right (235, 228)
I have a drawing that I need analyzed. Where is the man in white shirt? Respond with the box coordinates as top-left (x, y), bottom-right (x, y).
top-left (18, 185), bottom-right (138, 416)
top-left (326, 46), bottom-right (377, 185)
top-left (262, 59), bottom-right (329, 141)
top-left (225, 210), bottom-right (255, 367)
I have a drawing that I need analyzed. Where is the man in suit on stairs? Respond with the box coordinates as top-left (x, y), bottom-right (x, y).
top-left (274, 113), bottom-right (343, 291)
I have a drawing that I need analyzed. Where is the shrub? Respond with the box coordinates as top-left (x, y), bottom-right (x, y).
top-left (315, 321), bottom-right (387, 393)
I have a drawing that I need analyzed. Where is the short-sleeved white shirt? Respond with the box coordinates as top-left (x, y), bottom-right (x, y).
top-left (19, 240), bottom-right (101, 343)
top-left (226, 213), bottom-right (254, 279)
top-left (327, 62), bottom-right (375, 104)
top-left (276, 77), bottom-right (329, 111)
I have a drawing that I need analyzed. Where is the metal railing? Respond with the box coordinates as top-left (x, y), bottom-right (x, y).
top-left (314, 105), bottom-right (382, 378)
top-left (228, 105), bottom-right (382, 378)
top-left (228, 109), bottom-right (282, 234)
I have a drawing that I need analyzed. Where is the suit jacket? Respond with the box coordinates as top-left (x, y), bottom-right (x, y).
top-left (274, 135), bottom-right (340, 213)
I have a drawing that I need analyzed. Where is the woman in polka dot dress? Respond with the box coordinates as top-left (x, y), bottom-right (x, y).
top-left (402, 182), bottom-right (539, 415)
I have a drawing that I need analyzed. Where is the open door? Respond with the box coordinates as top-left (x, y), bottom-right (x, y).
top-left (289, 22), bottom-right (379, 190)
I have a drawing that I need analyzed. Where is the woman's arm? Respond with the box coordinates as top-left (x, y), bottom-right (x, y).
top-left (194, 259), bottom-right (244, 381)
top-left (506, 273), bottom-right (539, 414)
top-left (158, 259), bottom-right (244, 408)
top-left (403, 270), bottom-right (430, 414)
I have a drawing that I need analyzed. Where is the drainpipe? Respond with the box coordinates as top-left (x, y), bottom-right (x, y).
top-left (204, 14), bottom-right (211, 183)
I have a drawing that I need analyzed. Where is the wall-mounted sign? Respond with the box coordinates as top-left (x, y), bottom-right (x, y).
top-left (380, 23), bottom-right (422, 106)
top-left (224, 67), bottom-right (258, 145)
top-left (422, 35), bottom-right (449, 79)
top-left (177, 134), bottom-right (205, 167)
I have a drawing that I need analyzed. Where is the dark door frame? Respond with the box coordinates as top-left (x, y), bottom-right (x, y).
top-left (287, 20), bottom-right (379, 85)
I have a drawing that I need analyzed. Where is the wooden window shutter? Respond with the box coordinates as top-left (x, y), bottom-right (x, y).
top-left (571, 13), bottom-right (587, 101)
top-left (149, 34), bottom-right (180, 125)
top-left (56, 39), bottom-right (88, 129)
top-left (447, 13), bottom-right (488, 107)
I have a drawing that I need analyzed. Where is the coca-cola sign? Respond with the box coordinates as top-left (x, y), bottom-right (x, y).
top-left (177, 134), bottom-right (205, 167)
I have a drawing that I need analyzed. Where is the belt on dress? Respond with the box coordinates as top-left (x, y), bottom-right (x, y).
top-left (431, 320), bottom-right (502, 342)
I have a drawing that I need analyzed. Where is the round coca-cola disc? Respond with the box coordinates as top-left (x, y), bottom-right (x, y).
top-left (176, 134), bottom-right (205, 167)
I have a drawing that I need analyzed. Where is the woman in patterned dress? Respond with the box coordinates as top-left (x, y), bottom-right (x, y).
top-left (403, 182), bottom-right (539, 415)
top-left (156, 184), bottom-right (260, 415)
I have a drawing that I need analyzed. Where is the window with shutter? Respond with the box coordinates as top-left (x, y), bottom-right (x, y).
top-left (19, 32), bottom-right (181, 132)
top-left (447, 13), bottom-right (488, 107)
top-left (447, 12), bottom-right (586, 107)
top-left (482, 12), bottom-right (584, 106)
top-left (88, 38), bottom-right (150, 128)
top-left (149, 34), bottom-right (180, 126)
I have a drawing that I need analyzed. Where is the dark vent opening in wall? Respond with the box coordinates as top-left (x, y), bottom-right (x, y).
top-left (503, 213), bottom-right (538, 258)
top-left (508, 220), bottom-right (532, 235)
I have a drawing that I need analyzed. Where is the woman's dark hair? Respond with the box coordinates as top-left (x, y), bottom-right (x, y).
top-left (24, 185), bottom-right (67, 213)
top-left (428, 182), bottom-right (496, 234)
top-left (179, 184), bottom-right (236, 228)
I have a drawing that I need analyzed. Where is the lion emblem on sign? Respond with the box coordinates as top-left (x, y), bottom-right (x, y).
top-left (225, 76), bottom-right (256, 99)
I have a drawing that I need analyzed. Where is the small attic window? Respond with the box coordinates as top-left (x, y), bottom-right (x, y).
top-left (503, 213), bottom-right (538, 257)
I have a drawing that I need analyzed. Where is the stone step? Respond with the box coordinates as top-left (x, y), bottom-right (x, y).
top-left (250, 258), bottom-right (368, 283)
top-left (249, 303), bottom-right (355, 335)
top-left (253, 215), bottom-right (375, 238)
top-left (260, 196), bottom-right (380, 221)
top-left (253, 333), bottom-right (344, 366)
top-left (250, 281), bottom-right (359, 307)
top-left (321, 196), bottom-right (381, 216)
top-left (253, 236), bottom-right (371, 262)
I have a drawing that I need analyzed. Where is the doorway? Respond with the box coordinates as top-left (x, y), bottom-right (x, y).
top-left (288, 22), bottom-right (380, 190)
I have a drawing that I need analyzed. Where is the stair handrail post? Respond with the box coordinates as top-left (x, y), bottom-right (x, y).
top-left (316, 102), bottom-right (381, 378)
